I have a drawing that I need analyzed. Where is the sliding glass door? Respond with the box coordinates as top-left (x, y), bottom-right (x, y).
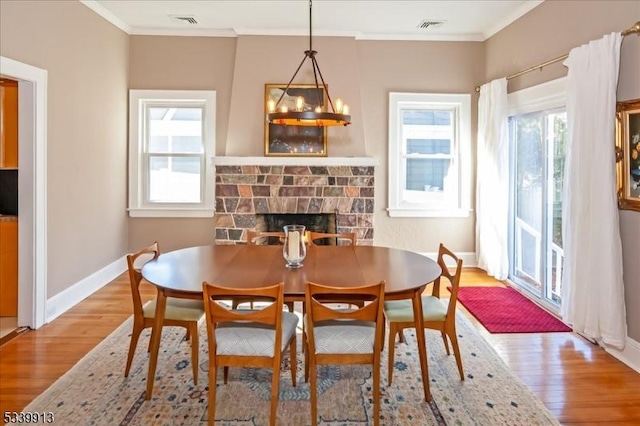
top-left (508, 107), bottom-right (566, 309)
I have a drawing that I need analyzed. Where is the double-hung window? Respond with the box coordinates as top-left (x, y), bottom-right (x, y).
top-left (388, 92), bottom-right (471, 217)
top-left (128, 90), bottom-right (216, 217)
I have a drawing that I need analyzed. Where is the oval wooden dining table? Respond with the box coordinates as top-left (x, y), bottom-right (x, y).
top-left (141, 244), bottom-right (442, 403)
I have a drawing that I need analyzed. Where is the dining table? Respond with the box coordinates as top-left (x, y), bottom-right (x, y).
top-left (140, 243), bottom-right (442, 402)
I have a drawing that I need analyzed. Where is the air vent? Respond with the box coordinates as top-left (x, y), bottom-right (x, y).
top-left (417, 20), bottom-right (445, 30)
top-left (170, 15), bottom-right (198, 25)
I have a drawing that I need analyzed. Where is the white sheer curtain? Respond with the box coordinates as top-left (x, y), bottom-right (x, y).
top-left (476, 78), bottom-right (509, 280)
top-left (562, 33), bottom-right (627, 349)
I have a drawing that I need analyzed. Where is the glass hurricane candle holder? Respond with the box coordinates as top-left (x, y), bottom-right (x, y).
top-left (283, 224), bottom-right (306, 268)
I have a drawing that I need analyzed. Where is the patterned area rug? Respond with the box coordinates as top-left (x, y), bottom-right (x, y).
top-left (25, 312), bottom-right (558, 425)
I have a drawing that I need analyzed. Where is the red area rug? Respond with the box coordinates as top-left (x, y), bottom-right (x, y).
top-left (454, 286), bottom-right (572, 333)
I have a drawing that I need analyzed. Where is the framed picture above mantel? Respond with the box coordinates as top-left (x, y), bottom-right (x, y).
top-left (615, 98), bottom-right (640, 212)
top-left (264, 84), bottom-right (328, 157)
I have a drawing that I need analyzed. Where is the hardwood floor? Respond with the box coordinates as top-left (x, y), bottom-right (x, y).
top-left (1, 268), bottom-right (639, 424)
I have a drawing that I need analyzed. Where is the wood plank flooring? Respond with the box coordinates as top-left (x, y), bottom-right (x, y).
top-left (1, 268), bottom-right (639, 424)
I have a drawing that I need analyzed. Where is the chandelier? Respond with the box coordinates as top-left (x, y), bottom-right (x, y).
top-left (266, 0), bottom-right (351, 127)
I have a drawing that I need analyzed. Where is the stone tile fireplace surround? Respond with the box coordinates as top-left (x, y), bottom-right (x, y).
top-left (213, 157), bottom-right (377, 245)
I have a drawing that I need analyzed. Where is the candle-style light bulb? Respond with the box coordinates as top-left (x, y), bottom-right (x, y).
top-left (315, 105), bottom-right (322, 113)
top-left (335, 98), bottom-right (343, 113)
top-left (267, 99), bottom-right (276, 113)
top-left (295, 96), bottom-right (305, 112)
top-left (342, 104), bottom-right (349, 115)
top-left (280, 105), bottom-right (288, 113)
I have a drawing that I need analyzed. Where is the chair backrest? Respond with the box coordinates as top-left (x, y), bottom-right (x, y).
top-left (246, 230), bottom-right (286, 245)
top-left (305, 280), bottom-right (385, 348)
top-left (307, 231), bottom-right (356, 246)
top-left (433, 243), bottom-right (463, 317)
top-left (202, 281), bottom-right (285, 354)
top-left (126, 242), bottom-right (160, 318)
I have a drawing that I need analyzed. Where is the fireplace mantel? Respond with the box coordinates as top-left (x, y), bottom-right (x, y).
top-left (213, 156), bottom-right (378, 167)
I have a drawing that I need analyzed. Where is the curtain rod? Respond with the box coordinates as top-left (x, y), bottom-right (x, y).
top-left (474, 21), bottom-right (640, 92)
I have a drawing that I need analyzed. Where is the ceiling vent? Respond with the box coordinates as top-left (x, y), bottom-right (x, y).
top-left (417, 20), bottom-right (445, 30)
top-left (170, 15), bottom-right (198, 25)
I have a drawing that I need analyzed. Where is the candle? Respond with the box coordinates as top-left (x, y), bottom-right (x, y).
top-left (267, 99), bottom-right (276, 113)
top-left (288, 231), bottom-right (300, 260)
top-left (335, 98), bottom-right (343, 113)
top-left (295, 96), bottom-right (305, 112)
top-left (342, 104), bottom-right (349, 115)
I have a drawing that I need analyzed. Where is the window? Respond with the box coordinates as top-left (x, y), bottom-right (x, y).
top-left (128, 90), bottom-right (216, 217)
top-left (507, 78), bottom-right (566, 310)
top-left (388, 92), bottom-right (471, 217)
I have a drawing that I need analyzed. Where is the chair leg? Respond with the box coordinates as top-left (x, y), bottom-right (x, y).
top-left (387, 323), bottom-right (397, 386)
top-left (373, 351), bottom-right (381, 426)
top-left (309, 357), bottom-right (318, 425)
top-left (223, 366), bottom-right (229, 384)
top-left (290, 336), bottom-right (297, 387)
top-left (448, 326), bottom-right (465, 381)
top-left (147, 329), bottom-right (153, 353)
top-left (208, 360), bottom-right (217, 426)
top-left (269, 353), bottom-right (281, 426)
top-left (125, 322), bottom-right (144, 377)
top-left (398, 329), bottom-right (406, 343)
top-left (190, 323), bottom-right (199, 384)
top-left (300, 302), bottom-right (306, 354)
top-left (304, 341), bottom-right (310, 383)
top-left (440, 330), bottom-right (450, 355)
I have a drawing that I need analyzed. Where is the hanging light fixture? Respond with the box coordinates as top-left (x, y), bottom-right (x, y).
top-left (266, 0), bottom-right (351, 127)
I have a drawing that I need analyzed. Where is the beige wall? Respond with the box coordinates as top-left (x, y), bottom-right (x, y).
top-left (357, 40), bottom-right (484, 253)
top-left (127, 36), bottom-right (236, 252)
top-left (227, 35), bottom-right (366, 157)
top-left (485, 0), bottom-right (640, 341)
top-left (0, 0), bottom-right (129, 298)
top-left (128, 34), bottom-right (483, 254)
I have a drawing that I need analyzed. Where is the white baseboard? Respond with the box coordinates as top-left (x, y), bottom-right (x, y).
top-left (45, 256), bottom-right (128, 323)
top-left (605, 336), bottom-right (640, 373)
top-left (419, 251), bottom-right (476, 267)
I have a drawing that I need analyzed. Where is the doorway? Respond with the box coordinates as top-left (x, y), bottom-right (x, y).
top-left (0, 56), bottom-right (48, 331)
top-left (508, 107), bottom-right (567, 311)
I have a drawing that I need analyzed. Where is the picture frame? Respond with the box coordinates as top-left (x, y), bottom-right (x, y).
top-left (264, 83), bottom-right (328, 157)
top-left (615, 99), bottom-right (640, 212)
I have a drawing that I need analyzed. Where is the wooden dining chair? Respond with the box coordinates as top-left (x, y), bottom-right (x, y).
top-left (246, 230), bottom-right (286, 245)
top-left (383, 243), bottom-right (465, 384)
top-left (124, 242), bottom-right (205, 384)
top-left (304, 280), bottom-right (385, 426)
top-left (307, 231), bottom-right (356, 246)
top-left (202, 281), bottom-right (298, 426)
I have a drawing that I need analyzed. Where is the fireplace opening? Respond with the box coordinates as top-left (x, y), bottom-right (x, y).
top-left (255, 213), bottom-right (337, 245)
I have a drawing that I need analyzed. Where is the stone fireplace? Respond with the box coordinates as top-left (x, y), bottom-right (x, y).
top-left (213, 157), bottom-right (376, 245)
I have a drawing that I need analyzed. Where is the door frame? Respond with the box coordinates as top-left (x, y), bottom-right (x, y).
top-left (0, 56), bottom-right (48, 329)
top-left (507, 77), bottom-right (566, 313)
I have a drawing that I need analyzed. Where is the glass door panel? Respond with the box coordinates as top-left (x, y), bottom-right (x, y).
top-left (509, 109), bottom-right (566, 309)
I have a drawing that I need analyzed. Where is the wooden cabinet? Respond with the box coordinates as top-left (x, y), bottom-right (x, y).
top-left (0, 219), bottom-right (18, 316)
top-left (0, 79), bottom-right (18, 169)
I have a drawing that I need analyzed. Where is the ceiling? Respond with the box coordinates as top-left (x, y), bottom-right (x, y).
top-left (81, 0), bottom-right (544, 42)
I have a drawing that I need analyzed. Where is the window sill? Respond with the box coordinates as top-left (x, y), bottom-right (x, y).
top-left (128, 208), bottom-right (214, 218)
top-left (387, 208), bottom-right (472, 218)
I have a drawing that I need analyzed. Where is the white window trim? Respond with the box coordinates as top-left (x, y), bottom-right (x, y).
top-left (387, 92), bottom-right (472, 218)
top-left (507, 77), bottom-right (566, 116)
top-left (128, 89), bottom-right (216, 218)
